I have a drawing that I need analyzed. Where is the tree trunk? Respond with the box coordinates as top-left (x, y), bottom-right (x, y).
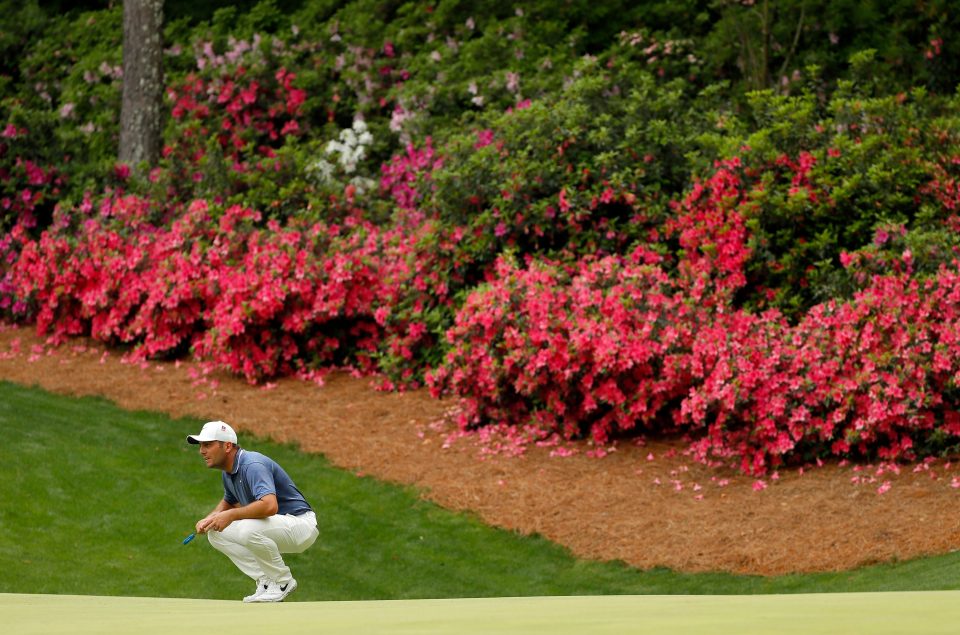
top-left (119, 0), bottom-right (164, 172)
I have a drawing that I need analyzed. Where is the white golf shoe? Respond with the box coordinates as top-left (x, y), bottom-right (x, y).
top-left (242, 577), bottom-right (270, 603)
top-left (252, 577), bottom-right (297, 602)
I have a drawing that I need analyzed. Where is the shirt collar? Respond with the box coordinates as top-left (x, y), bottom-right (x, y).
top-left (229, 448), bottom-right (243, 475)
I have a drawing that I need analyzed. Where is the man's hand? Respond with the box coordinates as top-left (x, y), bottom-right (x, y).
top-left (197, 510), bottom-right (235, 534)
top-left (195, 495), bottom-right (278, 533)
top-left (196, 499), bottom-right (234, 534)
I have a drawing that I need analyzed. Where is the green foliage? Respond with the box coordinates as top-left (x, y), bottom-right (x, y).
top-left (688, 56), bottom-right (960, 318)
top-left (0, 4), bottom-right (124, 210)
top-left (0, 1), bottom-right (49, 83)
top-left (702, 0), bottom-right (960, 96)
top-left (424, 56), bottom-right (712, 286)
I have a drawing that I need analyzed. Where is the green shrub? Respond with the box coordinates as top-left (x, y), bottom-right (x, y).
top-left (423, 56), bottom-right (712, 287)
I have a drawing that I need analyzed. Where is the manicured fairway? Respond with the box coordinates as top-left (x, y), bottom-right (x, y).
top-left (5, 591), bottom-right (960, 635)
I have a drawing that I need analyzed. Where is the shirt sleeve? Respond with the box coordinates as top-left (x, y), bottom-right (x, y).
top-left (242, 460), bottom-right (277, 502)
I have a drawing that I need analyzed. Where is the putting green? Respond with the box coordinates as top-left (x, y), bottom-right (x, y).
top-left (4, 591), bottom-right (959, 634)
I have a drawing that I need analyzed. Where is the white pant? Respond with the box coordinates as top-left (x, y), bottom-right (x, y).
top-left (207, 511), bottom-right (318, 585)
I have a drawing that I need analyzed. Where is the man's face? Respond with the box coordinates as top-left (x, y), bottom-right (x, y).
top-left (198, 440), bottom-right (229, 469)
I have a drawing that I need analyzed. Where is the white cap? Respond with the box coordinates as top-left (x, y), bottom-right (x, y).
top-left (186, 420), bottom-right (238, 445)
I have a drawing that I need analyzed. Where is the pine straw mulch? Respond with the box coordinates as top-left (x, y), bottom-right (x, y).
top-left (2, 323), bottom-right (960, 576)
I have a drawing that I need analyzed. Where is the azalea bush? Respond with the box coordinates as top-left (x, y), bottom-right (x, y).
top-left (0, 120), bottom-right (67, 318)
top-left (10, 192), bottom-right (396, 381)
top-left (146, 32), bottom-right (313, 213)
top-left (7, 175), bottom-right (463, 386)
top-left (427, 251), bottom-right (699, 446)
top-left (682, 263), bottom-right (960, 475)
top-left (0, 122), bottom-right (64, 234)
top-left (696, 58), bottom-right (960, 318)
top-left (427, 154), bottom-right (753, 445)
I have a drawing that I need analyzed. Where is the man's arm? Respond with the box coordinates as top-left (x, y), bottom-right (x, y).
top-left (196, 494), bottom-right (279, 533)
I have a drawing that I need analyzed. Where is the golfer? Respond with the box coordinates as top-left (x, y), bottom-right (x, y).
top-left (187, 420), bottom-right (318, 602)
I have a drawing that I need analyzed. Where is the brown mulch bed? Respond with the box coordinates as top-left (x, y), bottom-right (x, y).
top-left (2, 323), bottom-right (959, 576)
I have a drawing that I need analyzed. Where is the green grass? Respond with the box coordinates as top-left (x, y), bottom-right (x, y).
top-left (1, 380), bottom-right (959, 601)
top-left (9, 593), bottom-right (960, 635)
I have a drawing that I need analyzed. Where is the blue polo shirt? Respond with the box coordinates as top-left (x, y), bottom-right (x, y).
top-left (222, 449), bottom-right (313, 516)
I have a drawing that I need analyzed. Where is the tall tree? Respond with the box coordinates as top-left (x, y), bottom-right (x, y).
top-left (119, 0), bottom-right (164, 171)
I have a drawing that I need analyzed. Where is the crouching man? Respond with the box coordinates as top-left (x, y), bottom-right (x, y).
top-left (187, 420), bottom-right (318, 602)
